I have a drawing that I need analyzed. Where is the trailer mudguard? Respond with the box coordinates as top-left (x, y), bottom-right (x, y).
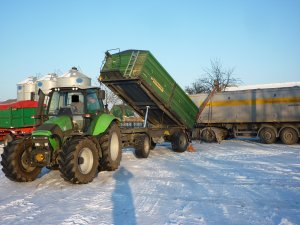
top-left (87, 114), bottom-right (118, 136)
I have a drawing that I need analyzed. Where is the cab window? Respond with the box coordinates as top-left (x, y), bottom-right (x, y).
top-left (48, 91), bottom-right (84, 115)
top-left (86, 90), bottom-right (103, 113)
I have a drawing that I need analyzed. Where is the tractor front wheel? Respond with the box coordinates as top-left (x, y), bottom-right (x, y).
top-left (1, 139), bottom-right (42, 182)
top-left (59, 137), bottom-right (99, 184)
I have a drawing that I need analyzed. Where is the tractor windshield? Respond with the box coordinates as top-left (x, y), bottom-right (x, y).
top-left (86, 89), bottom-right (104, 114)
top-left (48, 91), bottom-right (85, 115)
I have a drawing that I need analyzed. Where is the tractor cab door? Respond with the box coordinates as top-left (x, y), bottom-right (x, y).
top-left (82, 89), bottom-right (105, 132)
top-left (69, 93), bottom-right (85, 131)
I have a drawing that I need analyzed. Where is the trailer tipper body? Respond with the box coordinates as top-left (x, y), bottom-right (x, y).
top-left (190, 85), bottom-right (300, 144)
top-left (100, 50), bottom-right (198, 129)
top-left (100, 49), bottom-right (199, 152)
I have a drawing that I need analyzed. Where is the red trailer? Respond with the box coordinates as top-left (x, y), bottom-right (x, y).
top-left (0, 100), bottom-right (38, 144)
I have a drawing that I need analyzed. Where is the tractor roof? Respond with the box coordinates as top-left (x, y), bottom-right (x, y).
top-left (50, 86), bottom-right (101, 91)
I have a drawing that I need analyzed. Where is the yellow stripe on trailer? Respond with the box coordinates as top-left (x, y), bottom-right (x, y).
top-left (207, 96), bottom-right (300, 107)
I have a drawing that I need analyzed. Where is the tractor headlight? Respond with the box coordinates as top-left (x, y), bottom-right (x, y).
top-left (35, 153), bottom-right (45, 162)
top-left (35, 143), bottom-right (41, 147)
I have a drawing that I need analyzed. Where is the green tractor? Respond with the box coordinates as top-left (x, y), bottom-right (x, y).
top-left (1, 87), bottom-right (122, 184)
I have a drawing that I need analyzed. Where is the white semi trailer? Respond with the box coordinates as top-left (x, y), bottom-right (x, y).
top-left (190, 83), bottom-right (300, 144)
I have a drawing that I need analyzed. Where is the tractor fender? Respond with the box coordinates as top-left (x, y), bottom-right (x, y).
top-left (87, 114), bottom-right (119, 136)
top-left (43, 115), bottom-right (74, 132)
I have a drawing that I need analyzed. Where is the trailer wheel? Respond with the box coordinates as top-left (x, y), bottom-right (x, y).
top-left (134, 135), bottom-right (151, 158)
top-left (150, 140), bottom-right (156, 150)
top-left (259, 127), bottom-right (277, 144)
top-left (171, 131), bottom-right (188, 153)
top-left (201, 128), bottom-right (216, 143)
top-left (58, 137), bottom-right (99, 184)
top-left (280, 128), bottom-right (299, 145)
top-left (99, 123), bottom-right (122, 171)
top-left (1, 139), bottom-right (42, 182)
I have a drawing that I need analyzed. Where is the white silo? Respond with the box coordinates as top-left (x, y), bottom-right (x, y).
top-left (17, 76), bottom-right (37, 101)
top-left (36, 73), bottom-right (58, 95)
top-left (57, 67), bottom-right (91, 88)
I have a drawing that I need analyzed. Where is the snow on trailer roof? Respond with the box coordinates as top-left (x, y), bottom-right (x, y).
top-left (225, 82), bottom-right (300, 91)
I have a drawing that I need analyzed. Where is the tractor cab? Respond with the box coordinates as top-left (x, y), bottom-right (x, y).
top-left (43, 87), bottom-right (105, 131)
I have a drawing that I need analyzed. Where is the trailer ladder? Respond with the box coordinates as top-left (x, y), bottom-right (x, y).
top-left (124, 51), bottom-right (140, 77)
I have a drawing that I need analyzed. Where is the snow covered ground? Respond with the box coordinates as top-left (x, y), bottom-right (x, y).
top-left (0, 139), bottom-right (300, 225)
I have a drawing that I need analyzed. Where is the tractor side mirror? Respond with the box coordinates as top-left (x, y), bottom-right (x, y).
top-left (98, 90), bottom-right (105, 99)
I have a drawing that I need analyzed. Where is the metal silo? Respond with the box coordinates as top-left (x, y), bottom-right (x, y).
top-left (57, 67), bottom-right (91, 88)
top-left (36, 73), bottom-right (58, 95)
top-left (17, 76), bottom-right (37, 101)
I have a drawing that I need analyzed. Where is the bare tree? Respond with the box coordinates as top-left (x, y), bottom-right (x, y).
top-left (185, 59), bottom-right (240, 94)
top-left (185, 81), bottom-right (209, 94)
top-left (102, 86), bottom-right (122, 110)
top-left (94, 77), bottom-right (122, 110)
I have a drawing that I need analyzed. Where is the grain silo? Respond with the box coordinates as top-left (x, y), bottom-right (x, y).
top-left (17, 76), bottom-right (37, 101)
top-left (57, 67), bottom-right (91, 88)
top-left (36, 73), bottom-right (58, 94)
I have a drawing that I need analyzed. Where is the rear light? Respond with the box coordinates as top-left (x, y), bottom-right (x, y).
top-left (83, 114), bottom-right (91, 118)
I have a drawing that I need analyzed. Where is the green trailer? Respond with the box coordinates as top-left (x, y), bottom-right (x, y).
top-left (100, 49), bottom-right (198, 153)
top-left (0, 100), bottom-right (37, 142)
top-left (0, 107), bottom-right (36, 128)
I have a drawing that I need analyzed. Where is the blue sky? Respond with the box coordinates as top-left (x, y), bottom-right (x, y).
top-left (0, 0), bottom-right (299, 100)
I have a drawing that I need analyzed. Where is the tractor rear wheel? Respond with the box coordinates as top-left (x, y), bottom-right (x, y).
top-left (134, 135), bottom-right (151, 158)
top-left (58, 137), bottom-right (99, 184)
top-left (99, 123), bottom-right (122, 171)
top-left (171, 131), bottom-right (188, 153)
top-left (1, 139), bottom-right (42, 182)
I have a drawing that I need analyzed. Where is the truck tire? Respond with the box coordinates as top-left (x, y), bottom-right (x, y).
top-left (134, 135), bottom-right (150, 158)
top-left (99, 123), bottom-right (122, 171)
top-left (280, 128), bottom-right (299, 145)
top-left (171, 131), bottom-right (188, 153)
top-left (201, 129), bottom-right (216, 143)
top-left (1, 139), bottom-right (42, 182)
top-left (259, 127), bottom-right (277, 144)
top-left (58, 137), bottom-right (99, 184)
